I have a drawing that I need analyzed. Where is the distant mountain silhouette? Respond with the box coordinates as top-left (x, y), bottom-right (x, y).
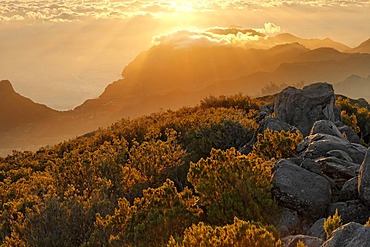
top-left (334, 75), bottom-right (370, 101)
top-left (267, 33), bottom-right (351, 52)
top-left (0, 80), bottom-right (57, 130)
top-left (351, 38), bottom-right (370, 53)
top-left (1, 33), bottom-right (370, 156)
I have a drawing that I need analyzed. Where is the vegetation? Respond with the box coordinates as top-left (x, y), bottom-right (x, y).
top-left (336, 96), bottom-right (370, 144)
top-left (0, 94), bottom-right (303, 246)
top-left (365, 217), bottom-right (370, 227)
top-left (167, 217), bottom-right (281, 247)
top-left (324, 209), bottom-right (343, 239)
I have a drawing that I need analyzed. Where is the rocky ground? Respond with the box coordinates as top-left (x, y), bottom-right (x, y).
top-left (244, 82), bottom-right (370, 247)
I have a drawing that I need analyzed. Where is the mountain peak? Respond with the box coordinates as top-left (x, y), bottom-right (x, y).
top-left (0, 80), bottom-right (15, 94)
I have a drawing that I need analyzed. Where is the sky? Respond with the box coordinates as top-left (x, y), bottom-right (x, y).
top-left (0, 0), bottom-right (369, 110)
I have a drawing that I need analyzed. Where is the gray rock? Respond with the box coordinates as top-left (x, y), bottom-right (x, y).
top-left (322, 222), bottom-right (370, 247)
top-left (315, 157), bottom-right (359, 180)
top-left (327, 150), bottom-right (353, 163)
top-left (276, 207), bottom-right (301, 236)
top-left (300, 158), bottom-right (321, 175)
top-left (307, 218), bottom-right (326, 239)
top-left (281, 235), bottom-right (324, 247)
top-left (310, 120), bottom-right (344, 139)
top-left (339, 178), bottom-right (358, 202)
top-left (358, 148), bottom-right (370, 206)
top-left (272, 159), bottom-right (331, 219)
top-left (327, 200), bottom-right (370, 224)
top-left (298, 133), bottom-right (366, 164)
top-left (338, 125), bottom-right (361, 144)
top-left (274, 83), bottom-right (338, 136)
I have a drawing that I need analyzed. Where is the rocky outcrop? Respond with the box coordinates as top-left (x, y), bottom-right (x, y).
top-left (254, 83), bottom-right (370, 244)
top-left (322, 222), bottom-right (370, 247)
top-left (274, 83), bottom-right (338, 136)
top-left (358, 148), bottom-right (370, 206)
top-left (297, 133), bottom-right (366, 164)
top-left (272, 159), bottom-right (331, 219)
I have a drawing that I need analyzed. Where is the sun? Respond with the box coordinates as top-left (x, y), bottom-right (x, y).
top-left (171, 1), bottom-right (195, 12)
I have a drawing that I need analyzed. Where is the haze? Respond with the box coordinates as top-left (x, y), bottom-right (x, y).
top-left (1, 0), bottom-right (369, 110)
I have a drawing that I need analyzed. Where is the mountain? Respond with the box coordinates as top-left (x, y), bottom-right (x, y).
top-left (267, 33), bottom-right (351, 52)
top-left (334, 74), bottom-right (370, 100)
top-left (2, 34), bottom-right (370, 156)
top-left (351, 38), bottom-right (370, 53)
top-left (0, 80), bottom-right (58, 130)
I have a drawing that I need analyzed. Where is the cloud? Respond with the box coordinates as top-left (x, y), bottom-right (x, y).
top-left (1, 0), bottom-right (369, 24)
top-left (152, 26), bottom-right (270, 48)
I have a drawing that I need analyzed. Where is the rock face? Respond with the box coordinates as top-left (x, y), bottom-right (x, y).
top-left (274, 82), bottom-right (338, 136)
top-left (358, 148), bottom-right (370, 206)
top-left (322, 222), bottom-right (370, 247)
top-left (276, 207), bottom-right (301, 236)
top-left (272, 159), bottom-right (331, 219)
top-left (297, 133), bottom-right (366, 164)
top-left (307, 218), bottom-right (326, 239)
top-left (310, 120), bottom-right (344, 139)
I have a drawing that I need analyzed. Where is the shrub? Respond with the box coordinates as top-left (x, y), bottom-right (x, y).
top-left (188, 148), bottom-right (277, 225)
top-left (168, 217), bottom-right (280, 247)
top-left (324, 209), bottom-right (342, 239)
top-left (365, 217), bottom-right (370, 227)
top-left (252, 128), bottom-right (303, 161)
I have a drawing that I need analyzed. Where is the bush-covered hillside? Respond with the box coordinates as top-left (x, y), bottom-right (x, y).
top-left (0, 91), bottom-right (369, 246)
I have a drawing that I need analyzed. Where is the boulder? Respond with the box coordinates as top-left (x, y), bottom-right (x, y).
top-left (310, 120), bottom-right (344, 139)
top-left (327, 200), bottom-right (370, 224)
top-left (339, 178), bottom-right (358, 202)
top-left (276, 207), bottom-right (301, 236)
top-left (274, 83), bottom-right (338, 136)
top-left (307, 218), bottom-right (326, 239)
top-left (300, 158), bottom-right (321, 175)
top-left (315, 157), bottom-right (359, 180)
top-left (281, 235), bottom-right (324, 247)
top-left (358, 148), bottom-right (370, 206)
top-left (272, 159), bottom-right (331, 219)
top-left (327, 150), bottom-right (353, 163)
top-left (322, 222), bottom-right (370, 247)
top-left (338, 125), bottom-right (361, 144)
top-left (297, 133), bottom-right (366, 164)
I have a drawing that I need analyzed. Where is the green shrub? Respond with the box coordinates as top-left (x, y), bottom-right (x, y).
top-left (168, 217), bottom-right (280, 247)
top-left (188, 148), bottom-right (277, 225)
top-left (324, 209), bottom-right (342, 239)
top-left (252, 128), bottom-right (303, 161)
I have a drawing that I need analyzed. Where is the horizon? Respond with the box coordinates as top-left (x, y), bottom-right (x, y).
top-left (1, 0), bottom-right (370, 110)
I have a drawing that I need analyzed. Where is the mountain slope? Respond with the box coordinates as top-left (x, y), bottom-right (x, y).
top-left (268, 33), bottom-right (351, 52)
top-left (351, 38), bottom-right (370, 53)
top-left (0, 80), bottom-right (58, 130)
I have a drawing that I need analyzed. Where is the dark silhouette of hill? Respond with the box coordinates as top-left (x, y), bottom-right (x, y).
top-left (351, 38), bottom-right (370, 53)
top-left (0, 80), bottom-right (58, 130)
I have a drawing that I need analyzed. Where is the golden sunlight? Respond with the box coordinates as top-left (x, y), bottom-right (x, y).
top-left (171, 1), bottom-right (195, 12)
